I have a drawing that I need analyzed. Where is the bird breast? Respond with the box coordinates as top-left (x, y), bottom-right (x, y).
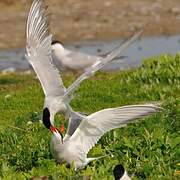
top-left (50, 135), bottom-right (65, 163)
top-left (50, 137), bottom-right (86, 168)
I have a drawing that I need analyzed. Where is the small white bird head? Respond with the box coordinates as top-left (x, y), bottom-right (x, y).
top-left (42, 107), bottom-right (64, 143)
top-left (51, 40), bottom-right (65, 57)
top-left (43, 97), bottom-right (67, 125)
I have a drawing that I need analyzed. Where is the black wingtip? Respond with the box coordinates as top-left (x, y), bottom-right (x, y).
top-left (113, 164), bottom-right (125, 180)
top-left (51, 40), bottom-right (63, 45)
top-left (42, 107), bottom-right (51, 129)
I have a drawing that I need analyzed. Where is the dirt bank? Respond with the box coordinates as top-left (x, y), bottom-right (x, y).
top-left (0, 0), bottom-right (179, 49)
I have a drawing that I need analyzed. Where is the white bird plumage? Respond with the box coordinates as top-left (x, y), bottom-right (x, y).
top-left (51, 41), bottom-right (102, 72)
top-left (51, 41), bottom-right (126, 72)
top-left (26, 0), bottom-right (162, 171)
top-left (48, 104), bottom-right (162, 170)
top-left (26, 0), bottom-right (143, 137)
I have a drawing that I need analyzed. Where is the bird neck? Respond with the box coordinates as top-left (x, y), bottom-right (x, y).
top-left (51, 132), bottom-right (63, 148)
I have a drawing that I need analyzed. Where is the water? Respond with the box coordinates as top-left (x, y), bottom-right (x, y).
top-left (0, 35), bottom-right (179, 71)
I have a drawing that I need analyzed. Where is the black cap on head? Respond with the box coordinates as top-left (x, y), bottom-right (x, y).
top-left (43, 107), bottom-right (51, 129)
top-left (113, 164), bottom-right (125, 180)
top-left (51, 40), bottom-right (63, 45)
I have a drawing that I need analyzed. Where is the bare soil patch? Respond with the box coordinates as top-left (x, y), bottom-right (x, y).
top-left (0, 0), bottom-right (179, 49)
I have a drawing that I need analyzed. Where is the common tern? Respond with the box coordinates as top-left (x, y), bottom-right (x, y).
top-left (51, 40), bottom-right (126, 72)
top-left (26, 0), bottom-right (143, 135)
top-left (43, 104), bottom-right (162, 170)
top-left (113, 164), bottom-right (131, 180)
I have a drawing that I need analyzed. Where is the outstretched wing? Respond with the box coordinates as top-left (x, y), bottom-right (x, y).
top-left (69, 104), bottom-right (162, 157)
top-left (26, 0), bottom-right (65, 97)
top-left (65, 110), bottom-right (87, 139)
top-left (63, 29), bottom-right (143, 101)
top-left (66, 49), bottom-right (127, 69)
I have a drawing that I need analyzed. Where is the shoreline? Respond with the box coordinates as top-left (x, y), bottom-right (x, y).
top-left (0, 35), bottom-right (180, 72)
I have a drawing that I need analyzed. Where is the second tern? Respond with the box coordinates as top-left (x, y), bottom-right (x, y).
top-left (51, 40), bottom-right (126, 72)
top-left (43, 104), bottom-right (162, 170)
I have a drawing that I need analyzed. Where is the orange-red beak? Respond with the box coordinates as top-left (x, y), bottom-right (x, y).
top-left (50, 125), bottom-right (57, 133)
top-left (59, 123), bottom-right (65, 134)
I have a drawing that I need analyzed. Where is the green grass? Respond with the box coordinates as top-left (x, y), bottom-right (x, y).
top-left (0, 54), bottom-right (179, 179)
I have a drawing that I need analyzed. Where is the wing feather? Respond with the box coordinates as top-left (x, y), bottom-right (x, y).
top-left (69, 104), bottom-right (162, 157)
top-left (26, 0), bottom-right (65, 97)
top-left (63, 29), bottom-right (143, 101)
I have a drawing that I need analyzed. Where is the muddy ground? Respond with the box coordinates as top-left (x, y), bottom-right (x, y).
top-left (0, 0), bottom-right (179, 49)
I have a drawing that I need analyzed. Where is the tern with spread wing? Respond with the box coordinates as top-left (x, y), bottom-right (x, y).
top-left (51, 40), bottom-right (126, 72)
top-left (43, 104), bottom-right (162, 170)
top-left (26, 0), bottom-right (143, 135)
